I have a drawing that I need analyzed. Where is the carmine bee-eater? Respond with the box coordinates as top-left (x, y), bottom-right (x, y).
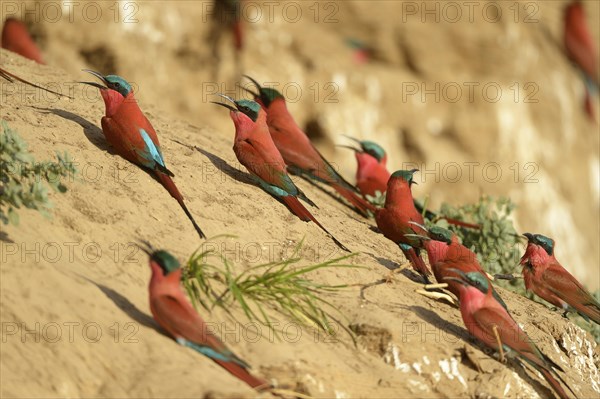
top-left (564, 0), bottom-right (599, 86)
top-left (141, 243), bottom-right (269, 390)
top-left (241, 76), bottom-right (376, 217)
top-left (1, 17), bottom-right (44, 64)
top-left (337, 136), bottom-right (389, 197)
top-left (446, 270), bottom-right (571, 399)
top-left (420, 226), bottom-right (507, 309)
top-left (80, 70), bottom-right (205, 238)
top-left (521, 233), bottom-right (600, 324)
top-left (375, 169), bottom-right (431, 282)
top-left (212, 94), bottom-right (350, 252)
top-left (339, 136), bottom-right (480, 230)
top-left (564, 0), bottom-right (599, 122)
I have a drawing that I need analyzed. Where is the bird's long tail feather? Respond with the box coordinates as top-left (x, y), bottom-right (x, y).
top-left (401, 246), bottom-right (431, 282)
top-left (538, 366), bottom-right (571, 399)
top-left (214, 359), bottom-right (271, 391)
top-left (579, 301), bottom-right (600, 325)
top-left (331, 183), bottom-right (376, 217)
top-left (414, 201), bottom-right (481, 230)
top-left (157, 172), bottom-right (206, 239)
top-left (282, 195), bottom-right (350, 252)
top-left (0, 67), bottom-right (72, 98)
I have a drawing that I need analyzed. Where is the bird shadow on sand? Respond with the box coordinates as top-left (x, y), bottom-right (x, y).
top-left (171, 138), bottom-right (256, 187)
top-left (367, 252), bottom-right (426, 283)
top-left (33, 107), bottom-right (109, 153)
top-left (76, 274), bottom-right (165, 336)
top-left (0, 231), bottom-right (14, 243)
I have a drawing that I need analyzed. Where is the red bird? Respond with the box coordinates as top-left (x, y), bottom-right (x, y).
top-left (446, 270), bottom-right (571, 399)
top-left (564, 0), bottom-right (599, 86)
top-left (422, 226), bottom-right (507, 308)
top-left (564, 0), bottom-right (599, 121)
top-left (213, 94), bottom-right (349, 252)
top-left (1, 18), bottom-right (44, 64)
top-left (142, 244), bottom-right (269, 390)
top-left (375, 169), bottom-right (431, 282)
top-left (338, 136), bottom-right (389, 197)
top-left (80, 70), bottom-right (206, 238)
top-left (242, 76), bottom-right (376, 217)
top-left (521, 233), bottom-right (600, 324)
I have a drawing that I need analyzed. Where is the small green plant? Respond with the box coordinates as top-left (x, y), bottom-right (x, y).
top-left (435, 196), bottom-right (525, 293)
top-left (365, 190), bottom-right (386, 208)
top-left (182, 240), bottom-right (360, 341)
top-left (0, 121), bottom-right (77, 225)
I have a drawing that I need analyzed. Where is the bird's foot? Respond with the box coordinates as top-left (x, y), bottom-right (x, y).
top-left (416, 288), bottom-right (457, 306)
top-left (492, 325), bottom-right (506, 363)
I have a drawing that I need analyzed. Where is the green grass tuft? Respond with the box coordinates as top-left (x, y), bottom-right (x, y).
top-left (182, 239), bottom-right (361, 342)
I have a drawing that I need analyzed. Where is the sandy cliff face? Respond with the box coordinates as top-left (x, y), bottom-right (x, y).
top-left (1, 1), bottom-right (599, 398)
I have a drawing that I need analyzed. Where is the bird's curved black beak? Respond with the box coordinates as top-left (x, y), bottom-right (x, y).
top-left (409, 169), bottom-right (419, 186)
top-left (239, 84), bottom-right (259, 98)
top-left (242, 75), bottom-right (261, 97)
top-left (211, 93), bottom-right (238, 112)
top-left (443, 276), bottom-right (467, 286)
top-left (136, 239), bottom-right (154, 256)
top-left (404, 233), bottom-right (431, 241)
top-left (443, 268), bottom-right (468, 285)
top-left (79, 69), bottom-right (108, 89)
top-left (342, 134), bottom-right (361, 144)
top-left (336, 144), bottom-right (360, 152)
top-left (522, 233), bottom-right (535, 241)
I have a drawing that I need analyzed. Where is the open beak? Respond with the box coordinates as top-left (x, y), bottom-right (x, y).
top-left (522, 233), bottom-right (534, 241)
top-left (443, 268), bottom-right (469, 285)
top-left (242, 75), bottom-right (261, 97)
top-left (136, 239), bottom-right (154, 256)
top-left (79, 69), bottom-right (108, 89)
top-left (408, 221), bottom-right (428, 231)
top-left (239, 84), bottom-right (259, 98)
top-left (404, 233), bottom-right (431, 241)
top-left (336, 144), bottom-right (360, 152)
top-left (342, 134), bottom-right (361, 144)
top-left (211, 93), bottom-right (238, 112)
top-left (443, 276), bottom-right (467, 286)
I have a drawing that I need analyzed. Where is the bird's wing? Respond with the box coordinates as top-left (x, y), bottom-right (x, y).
top-left (235, 137), bottom-right (298, 196)
top-left (472, 306), bottom-right (548, 369)
top-left (132, 128), bottom-right (174, 176)
top-left (152, 294), bottom-right (248, 368)
top-left (542, 264), bottom-right (600, 311)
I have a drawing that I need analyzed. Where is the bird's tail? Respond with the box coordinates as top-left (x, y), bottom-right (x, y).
top-left (214, 359), bottom-right (271, 391)
top-left (400, 245), bottom-right (431, 282)
top-left (331, 182), bottom-right (377, 217)
top-left (538, 367), bottom-right (571, 399)
top-left (577, 300), bottom-right (600, 325)
top-left (156, 172), bottom-right (206, 239)
top-left (414, 201), bottom-right (481, 230)
top-left (281, 195), bottom-right (350, 252)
